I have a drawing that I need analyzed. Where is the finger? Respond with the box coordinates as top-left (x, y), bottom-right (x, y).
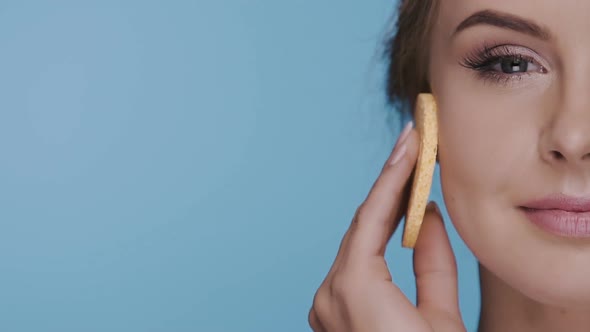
top-left (414, 202), bottom-right (463, 324)
top-left (308, 307), bottom-right (326, 332)
top-left (320, 197), bottom-right (365, 281)
top-left (329, 122), bottom-right (414, 270)
top-left (323, 227), bottom-right (352, 280)
top-left (348, 128), bottom-right (420, 259)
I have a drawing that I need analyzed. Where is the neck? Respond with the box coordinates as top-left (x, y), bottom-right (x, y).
top-left (477, 263), bottom-right (590, 332)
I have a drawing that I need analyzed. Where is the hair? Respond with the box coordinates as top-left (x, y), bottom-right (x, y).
top-left (384, 0), bottom-right (439, 116)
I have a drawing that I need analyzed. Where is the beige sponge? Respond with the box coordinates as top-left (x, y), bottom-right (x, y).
top-left (402, 93), bottom-right (438, 248)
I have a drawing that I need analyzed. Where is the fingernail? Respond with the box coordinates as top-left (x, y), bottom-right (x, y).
top-left (389, 143), bottom-right (407, 165)
top-left (388, 121), bottom-right (413, 166)
top-left (398, 121), bottom-right (414, 144)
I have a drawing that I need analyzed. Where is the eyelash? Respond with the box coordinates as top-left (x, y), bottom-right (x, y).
top-left (460, 44), bottom-right (546, 85)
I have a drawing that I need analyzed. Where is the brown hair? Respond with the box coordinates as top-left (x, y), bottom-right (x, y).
top-left (384, 0), bottom-right (439, 116)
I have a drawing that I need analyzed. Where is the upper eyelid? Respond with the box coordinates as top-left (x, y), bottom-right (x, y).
top-left (488, 44), bottom-right (548, 67)
top-left (482, 44), bottom-right (534, 60)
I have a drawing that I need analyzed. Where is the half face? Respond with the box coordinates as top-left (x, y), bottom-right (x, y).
top-left (429, 0), bottom-right (590, 306)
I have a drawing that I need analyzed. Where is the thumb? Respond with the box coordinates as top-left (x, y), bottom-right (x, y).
top-left (413, 201), bottom-right (464, 328)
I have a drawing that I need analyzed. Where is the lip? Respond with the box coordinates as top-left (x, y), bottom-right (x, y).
top-left (521, 194), bottom-right (590, 238)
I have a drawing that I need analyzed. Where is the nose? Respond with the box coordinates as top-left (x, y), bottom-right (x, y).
top-left (540, 99), bottom-right (590, 168)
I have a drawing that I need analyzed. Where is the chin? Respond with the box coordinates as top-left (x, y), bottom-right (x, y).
top-left (490, 236), bottom-right (590, 308)
top-left (447, 198), bottom-right (590, 308)
top-left (492, 252), bottom-right (590, 308)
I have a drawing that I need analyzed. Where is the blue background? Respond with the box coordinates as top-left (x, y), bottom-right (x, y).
top-left (0, 1), bottom-right (480, 331)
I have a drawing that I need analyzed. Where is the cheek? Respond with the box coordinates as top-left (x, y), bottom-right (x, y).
top-left (429, 65), bottom-right (550, 256)
top-left (434, 84), bottom-right (530, 205)
top-left (429, 64), bottom-right (590, 306)
top-left (431, 65), bottom-right (551, 213)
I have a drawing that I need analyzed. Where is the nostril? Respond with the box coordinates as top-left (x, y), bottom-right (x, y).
top-left (550, 150), bottom-right (565, 160)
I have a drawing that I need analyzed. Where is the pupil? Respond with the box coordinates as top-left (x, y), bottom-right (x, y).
top-left (501, 58), bottom-right (528, 73)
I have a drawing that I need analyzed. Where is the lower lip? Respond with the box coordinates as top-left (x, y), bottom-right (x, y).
top-left (522, 208), bottom-right (590, 238)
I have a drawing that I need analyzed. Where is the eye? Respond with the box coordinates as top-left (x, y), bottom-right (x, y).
top-left (460, 44), bottom-right (548, 84)
top-left (491, 56), bottom-right (541, 74)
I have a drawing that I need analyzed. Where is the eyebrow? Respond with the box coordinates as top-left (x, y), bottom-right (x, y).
top-left (454, 9), bottom-right (552, 41)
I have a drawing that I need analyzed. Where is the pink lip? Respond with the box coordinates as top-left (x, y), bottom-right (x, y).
top-left (521, 194), bottom-right (590, 238)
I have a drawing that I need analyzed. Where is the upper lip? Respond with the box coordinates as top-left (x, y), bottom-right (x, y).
top-left (521, 194), bottom-right (590, 212)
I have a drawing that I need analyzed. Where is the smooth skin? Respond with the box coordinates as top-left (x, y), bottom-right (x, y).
top-left (311, 1), bottom-right (590, 331)
top-left (308, 124), bottom-right (466, 332)
top-left (431, 1), bottom-right (590, 331)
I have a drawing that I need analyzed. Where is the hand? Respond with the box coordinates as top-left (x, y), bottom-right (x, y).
top-left (308, 125), bottom-right (466, 332)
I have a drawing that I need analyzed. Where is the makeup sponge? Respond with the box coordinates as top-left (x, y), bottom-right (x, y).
top-left (402, 93), bottom-right (439, 248)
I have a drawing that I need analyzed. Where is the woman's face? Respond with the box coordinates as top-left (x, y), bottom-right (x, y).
top-left (430, 0), bottom-right (590, 306)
